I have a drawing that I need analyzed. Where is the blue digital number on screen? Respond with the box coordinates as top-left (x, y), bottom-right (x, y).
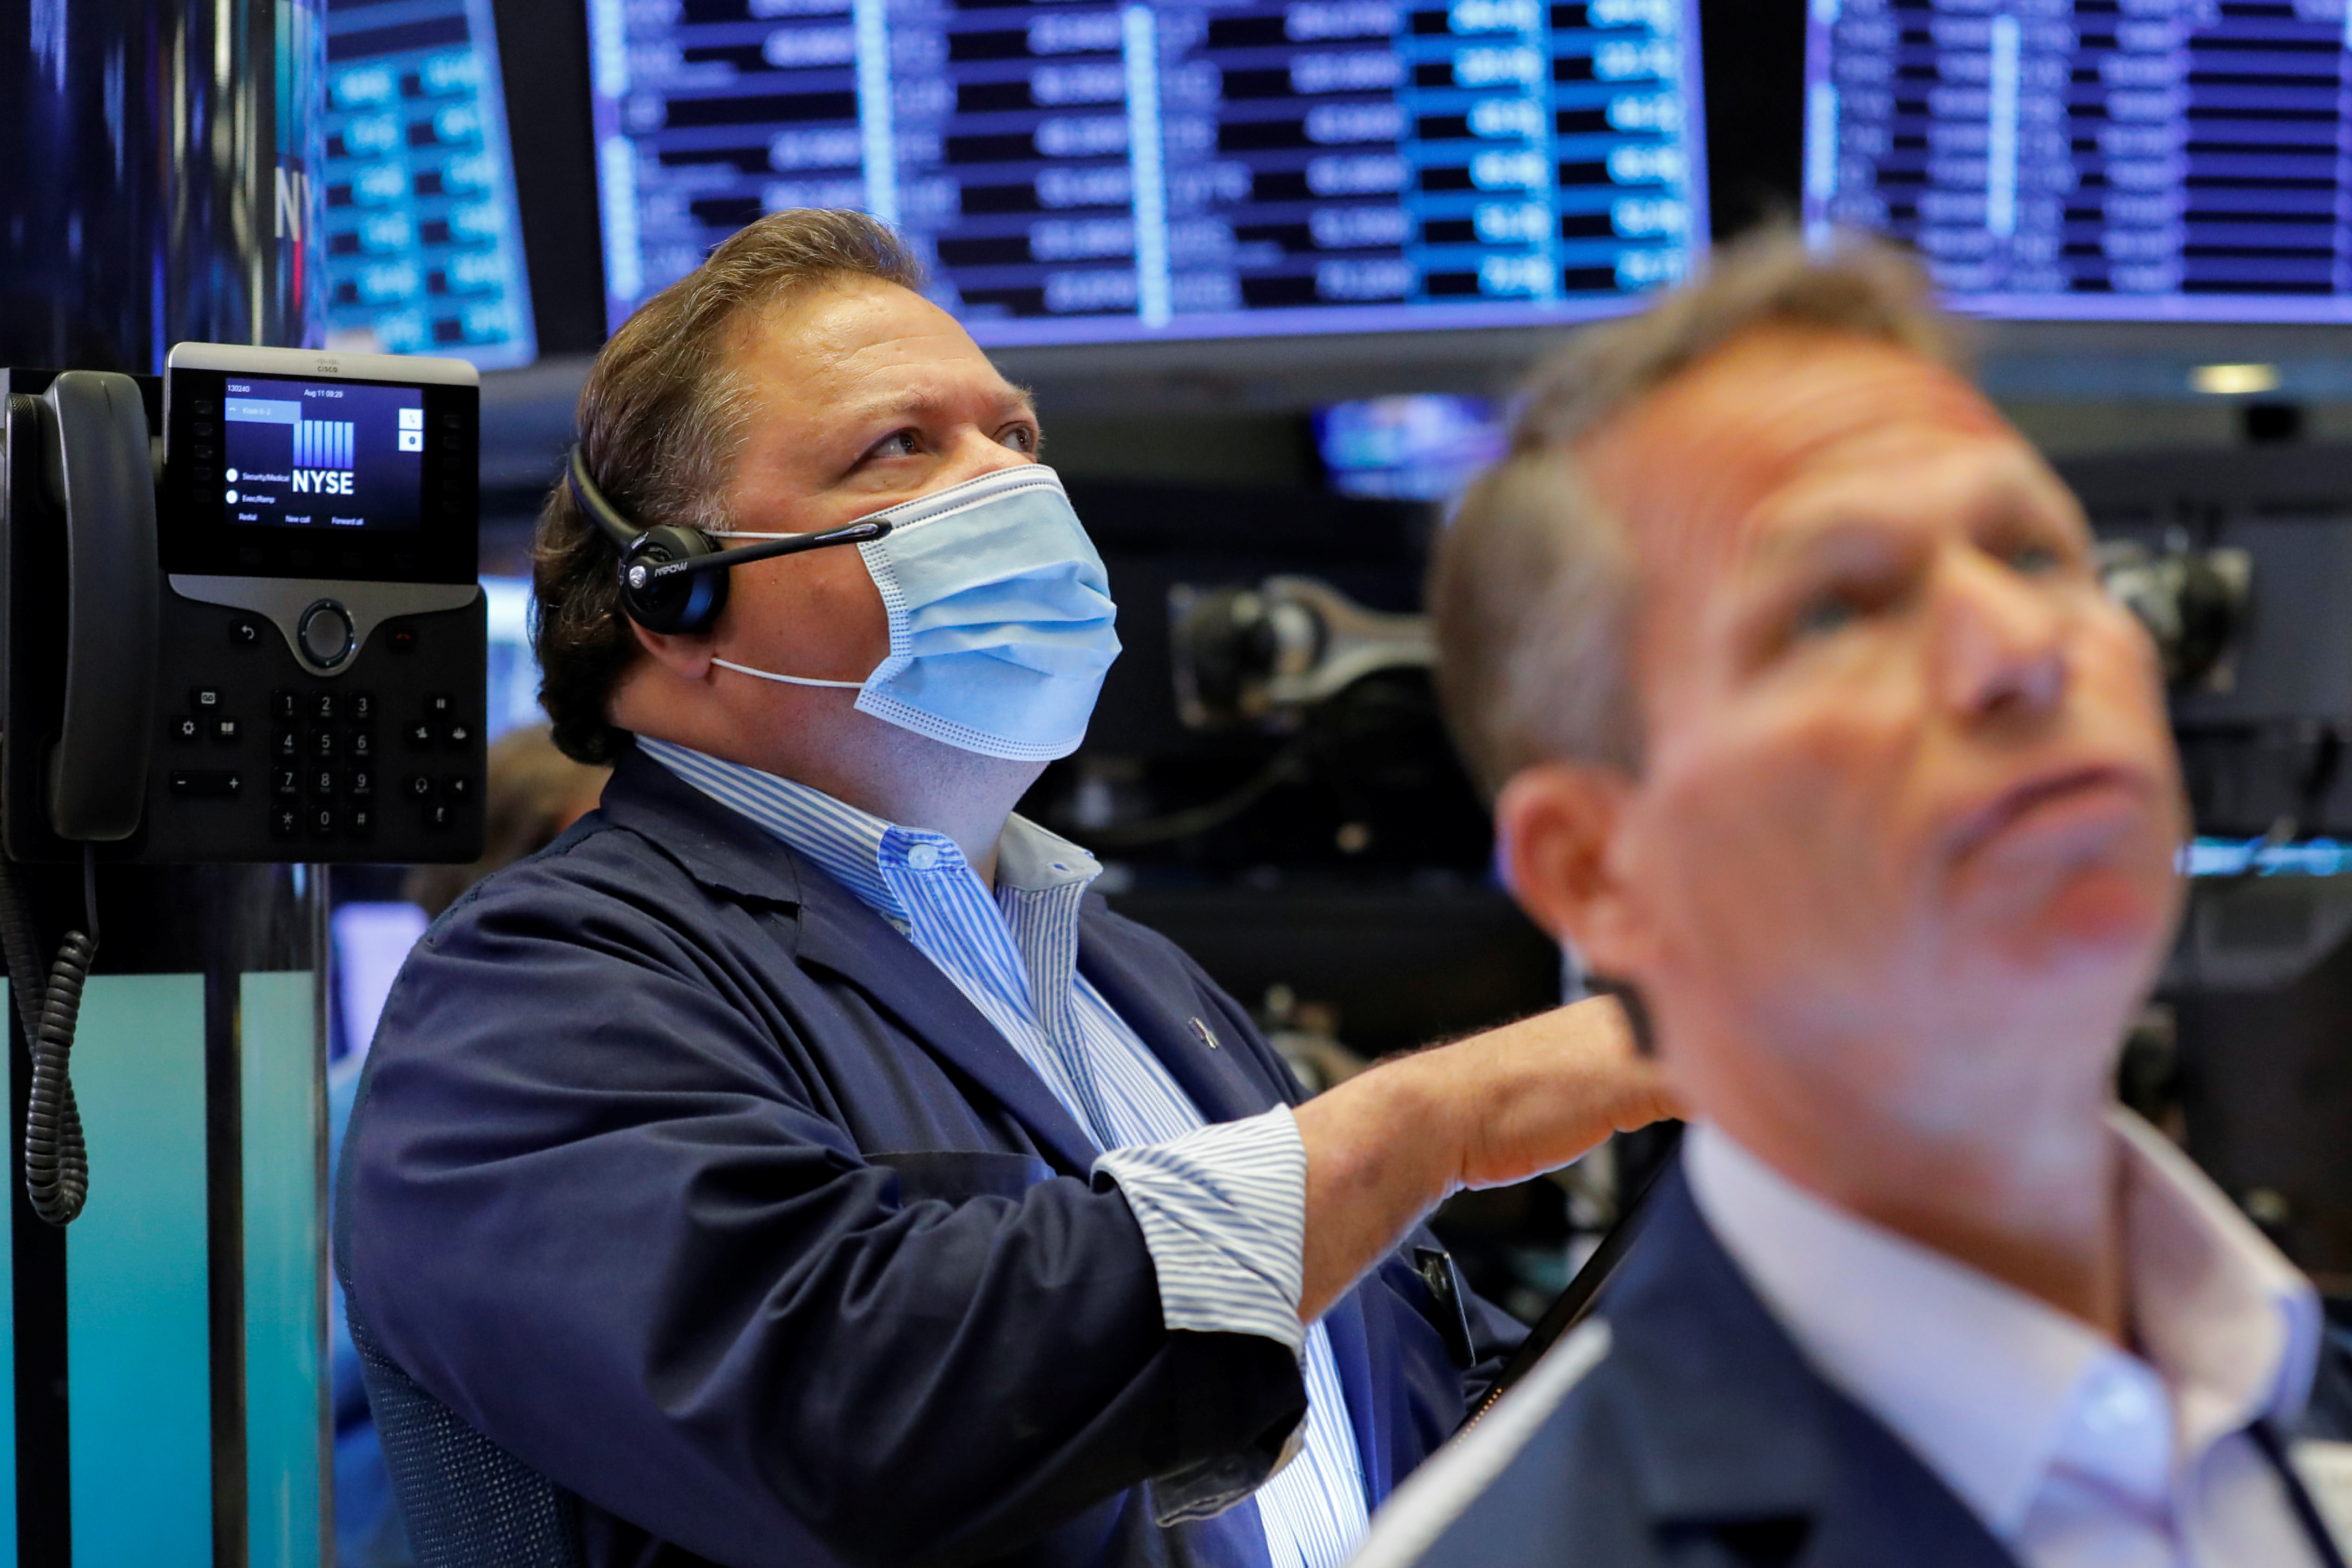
top-left (586, 0), bottom-right (1709, 345)
top-left (322, 0), bottom-right (539, 368)
top-left (1806, 1), bottom-right (2352, 321)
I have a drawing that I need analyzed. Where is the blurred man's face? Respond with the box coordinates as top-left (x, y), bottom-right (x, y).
top-left (1554, 329), bottom-right (2185, 1113)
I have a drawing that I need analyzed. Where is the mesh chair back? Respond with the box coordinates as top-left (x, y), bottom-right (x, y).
top-left (346, 1297), bottom-right (586, 1568)
top-left (334, 1042), bottom-right (586, 1567)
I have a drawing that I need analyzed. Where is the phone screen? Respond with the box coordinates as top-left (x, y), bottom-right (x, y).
top-left (218, 377), bottom-right (425, 532)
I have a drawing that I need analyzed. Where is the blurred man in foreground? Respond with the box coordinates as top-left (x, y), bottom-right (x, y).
top-left (1354, 234), bottom-right (2352, 1567)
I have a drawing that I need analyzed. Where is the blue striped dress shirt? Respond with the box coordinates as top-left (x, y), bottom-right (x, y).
top-left (638, 738), bottom-right (1370, 1568)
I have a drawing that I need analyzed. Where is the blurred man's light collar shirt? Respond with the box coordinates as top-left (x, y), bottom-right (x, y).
top-left (1686, 1113), bottom-right (2327, 1568)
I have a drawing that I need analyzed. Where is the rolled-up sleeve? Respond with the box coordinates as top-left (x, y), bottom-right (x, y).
top-left (1093, 1106), bottom-right (1308, 1356)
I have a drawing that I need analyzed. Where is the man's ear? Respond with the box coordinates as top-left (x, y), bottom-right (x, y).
top-left (628, 618), bottom-right (716, 683)
top-left (1494, 761), bottom-right (1649, 975)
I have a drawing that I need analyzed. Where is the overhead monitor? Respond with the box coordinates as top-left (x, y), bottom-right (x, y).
top-left (1806, 4), bottom-right (2352, 321)
top-left (1316, 394), bottom-right (1506, 499)
top-left (585, 0), bottom-right (1707, 345)
top-left (322, 0), bottom-right (539, 368)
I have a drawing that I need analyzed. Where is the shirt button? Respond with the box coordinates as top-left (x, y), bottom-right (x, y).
top-left (904, 843), bottom-right (941, 870)
top-left (2082, 1367), bottom-right (2157, 1433)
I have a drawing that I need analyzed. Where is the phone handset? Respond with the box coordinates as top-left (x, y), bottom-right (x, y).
top-left (36, 371), bottom-right (158, 842)
top-left (0, 371), bottom-right (155, 1225)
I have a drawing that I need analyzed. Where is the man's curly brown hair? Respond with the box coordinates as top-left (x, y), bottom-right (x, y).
top-left (534, 209), bottom-right (924, 763)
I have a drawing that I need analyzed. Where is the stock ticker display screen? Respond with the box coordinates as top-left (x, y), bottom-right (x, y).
top-left (220, 379), bottom-right (428, 533)
top-left (586, 0), bottom-right (1707, 344)
top-left (321, 0), bottom-right (538, 368)
top-left (1807, 1), bottom-right (2352, 320)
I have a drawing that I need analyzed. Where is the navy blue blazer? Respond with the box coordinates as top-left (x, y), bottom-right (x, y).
top-left (341, 746), bottom-right (1523, 1568)
top-left (1375, 1163), bottom-right (2352, 1568)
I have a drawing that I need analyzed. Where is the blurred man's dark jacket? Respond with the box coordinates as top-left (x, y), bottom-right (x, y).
top-left (1364, 1165), bottom-right (2352, 1568)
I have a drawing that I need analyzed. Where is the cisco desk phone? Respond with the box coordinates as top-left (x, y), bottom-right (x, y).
top-left (0, 345), bottom-right (487, 866)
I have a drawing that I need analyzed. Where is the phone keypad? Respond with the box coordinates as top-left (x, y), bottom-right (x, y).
top-left (161, 611), bottom-right (479, 859)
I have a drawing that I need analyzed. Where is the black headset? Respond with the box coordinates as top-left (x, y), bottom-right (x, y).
top-left (565, 444), bottom-right (894, 636)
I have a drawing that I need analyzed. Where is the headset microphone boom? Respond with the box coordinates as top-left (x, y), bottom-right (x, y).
top-left (565, 444), bottom-right (893, 636)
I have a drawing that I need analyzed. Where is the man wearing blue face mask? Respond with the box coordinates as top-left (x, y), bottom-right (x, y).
top-left (338, 210), bottom-right (1675, 1568)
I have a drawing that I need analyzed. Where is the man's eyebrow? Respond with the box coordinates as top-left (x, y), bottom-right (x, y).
top-left (832, 384), bottom-right (1038, 426)
top-left (1743, 512), bottom-right (1918, 571)
top-left (1743, 468), bottom-right (2070, 570)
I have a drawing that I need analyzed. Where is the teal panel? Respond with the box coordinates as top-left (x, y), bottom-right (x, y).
top-left (66, 973), bottom-right (211, 1567)
top-left (242, 970), bottom-right (325, 1568)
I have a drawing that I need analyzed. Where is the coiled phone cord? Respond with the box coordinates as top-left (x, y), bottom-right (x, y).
top-left (0, 845), bottom-right (94, 1226)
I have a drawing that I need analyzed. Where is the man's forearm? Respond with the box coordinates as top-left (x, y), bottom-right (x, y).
top-left (1293, 996), bottom-right (1676, 1323)
top-left (1295, 1056), bottom-right (1466, 1322)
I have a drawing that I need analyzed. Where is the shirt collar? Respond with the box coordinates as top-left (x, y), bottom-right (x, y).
top-left (635, 736), bottom-right (1102, 914)
top-left (993, 813), bottom-right (1103, 894)
top-left (1685, 1112), bottom-right (2320, 1540)
top-left (2111, 1109), bottom-right (2322, 1445)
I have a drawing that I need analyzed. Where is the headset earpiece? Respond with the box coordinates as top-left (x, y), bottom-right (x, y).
top-left (619, 526), bottom-right (730, 636)
top-left (562, 442), bottom-right (893, 641)
top-left (567, 444), bottom-right (730, 636)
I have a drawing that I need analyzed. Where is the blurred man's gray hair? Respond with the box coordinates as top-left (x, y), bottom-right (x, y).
top-left (1431, 231), bottom-right (1962, 798)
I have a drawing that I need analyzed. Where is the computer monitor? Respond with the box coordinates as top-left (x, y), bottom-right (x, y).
top-left (585, 0), bottom-right (1708, 345)
top-left (1315, 394), bottom-right (1506, 499)
top-left (322, 0), bottom-right (540, 367)
top-left (331, 901), bottom-right (431, 1061)
top-left (1805, 5), bottom-right (2352, 321)
top-left (481, 575), bottom-right (542, 741)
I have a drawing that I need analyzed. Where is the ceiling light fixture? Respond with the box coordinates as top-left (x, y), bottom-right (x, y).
top-left (2191, 363), bottom-right (2282, 396)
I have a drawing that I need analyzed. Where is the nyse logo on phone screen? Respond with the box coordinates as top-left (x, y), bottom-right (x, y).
top-left (220, 377), bottom-right (427, 532)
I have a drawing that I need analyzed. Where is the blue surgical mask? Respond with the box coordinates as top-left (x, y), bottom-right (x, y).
top-left (709, 464), bottom-right (1121, 761)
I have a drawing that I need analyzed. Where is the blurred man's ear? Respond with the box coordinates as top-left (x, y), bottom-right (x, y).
top-left (1495, 762), bottom-right (1651, 977)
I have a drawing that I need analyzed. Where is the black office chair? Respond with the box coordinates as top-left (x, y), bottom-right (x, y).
top-left (337, 1149), bottom-right (1054, 1565)
top-left (348, 1309), bottom-right (585, 1568)
top-left (336, 1190), bottom-right (585, 1568)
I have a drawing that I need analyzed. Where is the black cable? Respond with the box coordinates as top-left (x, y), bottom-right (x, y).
top-left (1458, 1121), bottom-right (1684, 1432)
top-left (1074, 672), bottom-right (1438, 852)
top-left (0, 844), bottom-right (95, 1227)
top-left (1075, 741), bottom-right (1312, 849)
top-left (1583, 974), bottom-right (1656, 1057)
